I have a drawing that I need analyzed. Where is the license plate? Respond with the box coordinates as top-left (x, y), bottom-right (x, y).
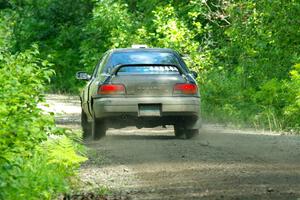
top-left (138, 104), bottom-right (161, 117)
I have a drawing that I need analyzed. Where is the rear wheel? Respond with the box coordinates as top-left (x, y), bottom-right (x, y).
top-left (81, 110), bottom-right (91, 139)
top-left (92, 118), bottom-right (107, 140)
top-left (174, 125), bottom-right (186, 139)
top-left (174, 125), bottom-right (199, 139)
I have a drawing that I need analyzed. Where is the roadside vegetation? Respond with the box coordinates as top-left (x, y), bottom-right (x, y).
top-left (2, 0), bottom-right (298, 132)
top-left (0, 46), bottom-right (87, 199)
top-left (0, 0), bottom-right (299, 199)
top-left (0, 6), bottom-right (87, 199)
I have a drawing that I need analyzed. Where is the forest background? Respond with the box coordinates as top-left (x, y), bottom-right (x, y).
top-left (0, 0), bottom-right (299, 199)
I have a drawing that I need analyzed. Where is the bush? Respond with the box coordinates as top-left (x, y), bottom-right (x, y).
top-left (1, 135), bottom-right (87, 200)
top-left (0, 46), bottom-right (53, 164)
top-left (283, 64), bottom-right (300, 131)
top-left (0, 47), bottom-right (87, 199)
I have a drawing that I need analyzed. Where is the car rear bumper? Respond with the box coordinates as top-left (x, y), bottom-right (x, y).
top-left (93, 96), bottom-right (200, 118)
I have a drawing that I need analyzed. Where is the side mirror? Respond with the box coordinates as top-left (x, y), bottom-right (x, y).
top-left (191, 71), bottom-right (198, 78)
top-left (76, 71), bottom-right (91, 81)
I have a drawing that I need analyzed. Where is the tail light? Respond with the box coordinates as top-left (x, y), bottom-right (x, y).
top-left (98, 84), bottom-right (126, 95)
top-left (173, 83), bottom-right (198, 95)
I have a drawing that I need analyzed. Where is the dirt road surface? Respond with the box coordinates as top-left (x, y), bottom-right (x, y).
top-left (45, 94), bottom-right (300, 200)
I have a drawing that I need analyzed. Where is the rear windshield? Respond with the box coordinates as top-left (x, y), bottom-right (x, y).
top-left (117, 66), bottom-right (179, 75)
top-left (103, 51), bottom-right (181, 73)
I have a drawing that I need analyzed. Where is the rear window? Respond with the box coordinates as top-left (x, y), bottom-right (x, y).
top-left (103, 51), bottom-right (181, 73)
top-left (117, 66), bottom-right (179, 75)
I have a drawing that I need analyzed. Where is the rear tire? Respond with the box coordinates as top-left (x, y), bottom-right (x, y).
top-left (174, 125), bottom-right (186, 139)
top-left (92, 118), bottom-right (106, 140)
top-left (174, 125), bottom-right (199, 139)
top-left (81, 110), bottom-right (91, 139)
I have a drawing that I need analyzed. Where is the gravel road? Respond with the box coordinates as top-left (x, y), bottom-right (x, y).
top-left (45, 94), bottom-right (300, 200)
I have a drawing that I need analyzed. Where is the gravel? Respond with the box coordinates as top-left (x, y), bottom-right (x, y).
top-left (46, 94), bottom-right (300, 200)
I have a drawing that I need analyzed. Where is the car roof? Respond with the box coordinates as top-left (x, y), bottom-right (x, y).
top-left (110, 48), bottom-right (178, 53)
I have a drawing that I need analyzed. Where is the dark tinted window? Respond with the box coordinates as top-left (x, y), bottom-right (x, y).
top-left (103, 51), bottom-right (181, 73)
top-left (117, 66), bottom-right (179, 75)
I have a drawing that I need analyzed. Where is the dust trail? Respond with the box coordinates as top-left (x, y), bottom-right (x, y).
top-left (47, 94), bottom-right (300, 200)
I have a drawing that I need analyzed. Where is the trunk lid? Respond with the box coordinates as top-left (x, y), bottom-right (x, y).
top-left (111, 74), bottom-right (185, 96)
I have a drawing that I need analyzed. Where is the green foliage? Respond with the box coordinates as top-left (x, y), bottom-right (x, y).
top-left (150, 4), bottom-right (211, 74)
top-left (44, 135), bottom-right (87, 169)
top-left (204, 0), bottom-right (300, 131)
top-left (4, 0), bottom-right (94, 92)
top-left (1, 0), bottom-right (299, 134)
top-left (138, 1), bottom-right (220, 72)
top-left (0, 47), bottom-right (87, 199)
top-left (283, 64), bottom-right (300, 130)
top-left (0, 8), bottom-right (12, 51)
top-left (1, 135), bottom-right (87, 200)
top-left (80, 0), bottom-right (135, 70)
top-left (0, 1), bottom-right (299, 197)
top-left (0, 46), bottom-right (54, 162)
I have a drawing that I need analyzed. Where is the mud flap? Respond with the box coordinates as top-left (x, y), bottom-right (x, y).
top-left (185, 117), bottom-right (202, 129)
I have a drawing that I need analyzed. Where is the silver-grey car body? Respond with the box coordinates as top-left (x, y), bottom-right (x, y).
top-left (77, 48), bottom-right (201, 139)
